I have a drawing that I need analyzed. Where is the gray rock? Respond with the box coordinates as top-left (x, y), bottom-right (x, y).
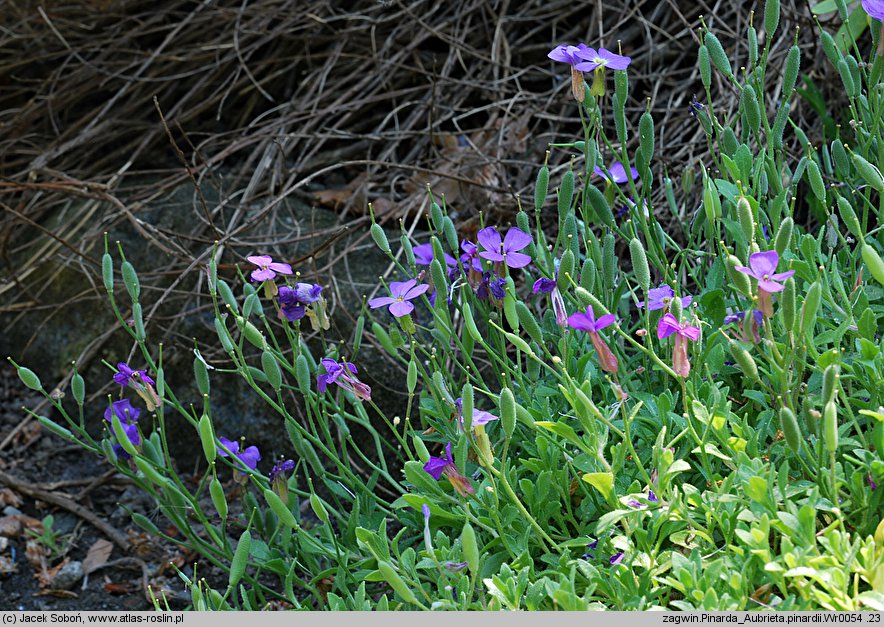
top-left (52, 560), bottom-right (84, 590)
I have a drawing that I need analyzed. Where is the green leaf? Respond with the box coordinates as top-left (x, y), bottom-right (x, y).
top-left (581, 472), bottom-right (614, 502)
top-left (810, 0), bottom-right (838, 14)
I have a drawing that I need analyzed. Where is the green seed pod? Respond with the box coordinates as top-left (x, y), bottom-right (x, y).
top-left (71, 373), bottom-right (85, 405)
top-left (639, 111), bottom-right (655, 164)
top-left (845, 55), bottom-right (860, 96)
top-left (737, 196), bottom-right (755, 243)
top-left (821, 364), bottom-right (838, 405)
top-left (462, 302), bottom-right (482, 342)
top-left (430, 259), bottom-right (448, 297)
top-left (198, 414), bottom-right (216, 463)
top-left (461, 383), bottom-right (474, 432)
top-left (295, 354), bottom-right (311, 393)
top-left (378, 561), bottom-right (418, 605)
top-left (131, 512), bottom-right (160, 536)
top-left (155, 368), bottom-right (165, 402)
top-left (352, 314), bottom-right (366, 354)
top-left (371, 223), bottom-right (391, 254)
top-left (16, 366), bottom-right (42, 391)
top-left (430, 202), bottom-right (444, 231)
top-left (461, 521), bottom-right (479, 573)
top-left (372, 322), bottom-right (397, 355)
top-left (406, 358), bottom-right (418, 395)
top-left (36, 416), bottom-right (75, 443)
top-left (442, 216), bottom-right (459, 252)
top-left (585, 185), bottom-right (614, 228)
top-left (834, 0), bottom-right (848, 19)
top-left (852, 153), bottom-right (884, 192)
top-left (239, 319), bottom-right (266, 350)
top-left (133, 457), bottom-right (164, 486)
top-left (862, 244), bottom-right (884, 285)
top-left (535, 164), bottom-right (549, 212)
top-left (499, 387), bottom-right (516, 439)
top-left (741, 85), bottom-right (761, 133)
top-left (121, 261), bottom-right (140, 302)
top-left (837, 197), bottom-right (862, 240)
top-left (774, 217), bottom-right (794, 258)
top-left (261, 350), bottom-right (282, 391)
top-left (574, 288), bottom-right (610, 316)
top-left (614, 68), bottom-right (628, 101)
top-left (432, 371), bottom-right (454, 405)
top-left (780, 277), bottom-right (796, 332)
top-left (832, 141), bottom-right (850, 179)
top-left (726, 255), bottom-right (753, 297)
top-left (823, 401), bottom-right (838, 453)
top-left (241, 292), bottom-right (260, 320)
top-left (764, 0), bottom-right (780, 37)
top-left (217, 280), bottom-right (239, 314)
top-left (102, 253), bottom-right (114, 292)
top-left (214, 318), bottom-right (235, 354)
top-left (703, 179), bottom-right (722, 224)
top-left (820, 31), bottom-right (840, 65)
top-left (748, 25), bottom-right (758, 67)
top-left (132, 302), bottom-right (145, 342)
top-left (806, 159), bottom-right (825, 202)
top-left (729, 341), bottom-right (759, 381)
top-left (629, 237), bottom-right (650, 292)
top-left (263, 488), bottom-right (297, 530)
top-left (516, 211), bottom-right (530, 235)
top-left (780, 406), bottom-right (801, 454)
top-left (580, 258), bottom-right (596, 292)
top-left (603, 232), bottom-right (616, 289)
top-left (699, 45), bottom-right (711, 88)
top-left (194, 354), bottom-right (210, 396)
top-left (309, 492), bottom-right (330, 525)
top-left (802, 395), bottom-right (818, 437)
top-left (503, 292), bottom-right (519, 331)
top-left (400, 235), bottom-right (415, 268)
top-left (771, 103), bottom-right (790, 151)
top-left (229, 529), bottom-right (251, 588)
top-left (783, 45), bottom-right (800, 99)
top-left (209, 477), bottom-right (228, 520)
top-left (705, 32), bottom-right (733, 79)
top-left (504, 331), bottom-right (534, 355)
top-left (837, 59), bottom-right (856, 98)
top-left (613, 93), bottom-right (627, 143)
top-left (800, 281), bottom-right (822, 338)
top-left (558, 170), bottom-right (575, 224)
top-left (516, 302), bottom-right (543, 346)
top-left (413, 436), bottom-right (430, 463)
top-left (559, 249), bottom-right (576, 289)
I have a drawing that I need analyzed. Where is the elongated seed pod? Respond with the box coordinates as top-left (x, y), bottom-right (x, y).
top-left (580, 258), bottom-right (596, 292)
top-left (774, 217), bottom-right (794, 258)
top-left (837, 59), bottom-right (856, 98)
top-left (516, 211), bottom-right (530, 235)
top-left (781, 277), bottom-right (796, 332)
top-left (574, 288), bottom-right (610, 316)
top-left (371, 223), bottom-right (391, 254)
top-left (613, 93), bottom-right (627, 143)
top-left (729, 341), bottom-right (759, 381)
top-left (503, 292), bottom-right (519, 331)
top-left (504, 331), bottom-right (534, 355)
top-left (516, 302), bottom-right (543, 346)
top-left (639, 111), bottom-right (654, 164)
top-left (780, 406), bottom-right (801, 454)
top-left (823, 401), bottom-right (838, 453)
top-left (771, 103), bottom-right (790, 151)
top-left (832, 141), bottom-right (850, 179)
top-left (36, 416), bottom-right (75, 442)
top-left (217, 280), bottom-right (239, 314)
top-left (262, 351), bottom-right (282, 391)
top-left (432, 371), bottom-right (454, 404)
top-left (239, 319), bottom-right (266, 350)
top-left (737, 197), bottom-right (755, 243)
top-left (800, 281), bottom-right (822, 338)
top-left (102, 254), bottom-right (114, 292)
top-left (263, 488), bottom-right (297, 529)
top-left (783, 45), bottom-right (800, 99)
top-left (430, 202), bottom-right (443, 231)
top-left (852, 153), bottom-right (884, 192)
top-left (558, 170), bottom-right (574, 225)
top-left (16, 366), bottom-right (42, 391)
top-left (378, 561), bottom-right (418, 604)
top-left (295, 354), bottom-right (311, 393)
top-left (194, 354), bottom-right (210, 395)
top-left (198, 414), bottom-right (216, 463)
top-left (535, 164), bottom-right (549, 212)
top-left (821, 364), bottom-right (838, 405)
top-left (726, 255), bottom-right (753, 296)
top-left (372, 322), bottom-right (397, 355)
top-left (559, 249), bottom-right (575, 290)
top-left (862, 244), bottom-right (884, 285)
top-left (748, 25), bottom-right (758, 67)
top-left (310, 492), bottom-right (330, 525)
top-left (629, 238), bottom-right (650, 292)
top-left (764, 0), bottom-right (780, 37)
top-left (462, 302), bottom-right (482, 342)
top-left (603, 233), bottom-right (616, 290)
top-left (413, 436), bottom-right (430, 463)
top-left (806, 159), bottom-right (825, 202)
top-left (500, 388), bottom-right (516, 438)
top-left (229, 530), bottom-right (251, 588)
top-left (461, 522), bottom-right (479, 573)
top-left (705, 32), bottom-right (733, 79)
top-left (699, 45), bottom-right (711, 88)
top-left (71, 373), bottom-right (85, 405)
top-left (742, 85), bottom-right (761, 133)
top-left (585, 185), bottom-right (614, 228)
top-left (442, 216), bottom-right (458, 252)
top-left (209, 477), bottom-right (228, 520)
top-left (837, 197), bottom-right (863, 240)
top-left (131, 512), bottom-right (160, 536)
top-left (121, 261), bottom-right (140, 301)
top-left (430, 259), bottom-right (447, 297)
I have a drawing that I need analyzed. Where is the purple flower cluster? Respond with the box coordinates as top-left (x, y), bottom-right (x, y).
top-left (423, 442), bottom-right (475, 497)
top-left (218, 436), bottom-right (261, 472)
top-left (317, 358), bottom-right (372, 402)
top-left (104, 399), bottom-right (141, 460)
top-left (279, 283), bottom-right (323, 322)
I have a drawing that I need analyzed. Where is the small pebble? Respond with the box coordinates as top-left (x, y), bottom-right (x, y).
top-left (52, 560), bottom-right (84, 590)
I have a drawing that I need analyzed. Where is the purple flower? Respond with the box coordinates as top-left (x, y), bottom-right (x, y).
top-left (476, 272), bottom-right (507, 301)
top-left (657, 313), bottom-right (701, 378)
top-left (413, 243), bottom-right (457, 268)
top-left (477, 227), bottom-right (532, 269)
top-left (534, 273), bottom-right (566, 325)
top-left (316, 358), bottom-right (372, 401)
top-left (568, 306), bottom-right (618, 373)
top-left (593, 161), bottom-right (638, 185)
top-left (870, 473), bottom-right (878, 491)
top-left (247, 255), bottom-right (292, 282)
top-left (113, 362), bottom-right (154, 388)
top-left (454, 397), bottom-right (499, 430)
top-left (218, 436), bottom-right (261, 472)
top-left (444, 561), bottom-right (468, 573)
top-left (104, 399), bottom-right (140, 425)
top-left (735, 251), bottom-right (794, 318)
top-left (269, 459), bottom-right (296, 482)
top-left (723, 309), bottom-right (764, 344)
top-left (608, 551), bottom-right (625, 566)
top-left (278, 283), bottom-right (323, 322)
top-left (422, 442), bottom-right (475, 497)
top-left (648, 489), bottom-right (658, 502)
top-left (460, 241), bottom-right (484, 273)
top-left (368, 279), bottom-right (430, 317)
top-left (863, 0), bottom-right (884, 20)
top-left (637, 285), bottom-right (693, 311)
top-left (575, 48), bottom-right (632, 72)
top-left (533, 276), bottom-right (557, 294)
top-left (548, 43), bottom-right (591, 66)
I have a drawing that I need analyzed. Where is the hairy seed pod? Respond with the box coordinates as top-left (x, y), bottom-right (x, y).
top-left (215, 319), bottom-right (234, 355)
top-left (741, 84), bottom-right (761, 133)
top-left (704, 32), bottom-right (733, 79)
top-left (585, 185), bottom-right (614, 228)
top-left (574, 288), bottom-right (610, 316)
top-left (430, 259), bottom-right (448, 298)
top-left (558, 170), bottom-right (575, 225)
top-left (413, 436), bottom-right (430, 464)
top-left (800, 281), bottom-right (822, 338)
top-left (261, 350), bottom-right (282, 391)
top-left (16, 366), bottom-right (42, 391)
top-left (748, 26), bottom-right (758, 67)
top-left (603, 233), bottom-right (616, 290)
top-left (430, 202), bottom-right (444, 232)
top-left (639, 111), bottom-right (655, 164)
top-left (378, 561), bottom-right (418, 604)
top-left (516, 211), bottom-right (530, 235)
top-left (71, 373), bottom-right (85, 405)
top-left (229, 529), bottom-right (251, 588)
top-left (503, 292), bottom-right (519, 331)
top-left (806, 159), bottom-right (826, 202)
top-left (780, 406), bottom-right (801, 454)
top-left (516, 302), bottom-right (543, 346)
top-left (580, 258), bottom-right (596, 292)
top-left (726, 255), bottom-right (753, 297)
top-left (209, 477), bottom-right (227, 520)
top-left (837, 197), bottom-right (863, 240)
top-left (781, 277), bottom-right (796, 332)
top-left (442, 216), bottom-right (459, 252)
top-left (821, 364), bottom-right (839, 405)
top-left (500, 387), bottom-right (516, 439)
top-left (295, 354), bottom-right (311, 393)
top-left (461, 522), bottom-right (479, 573)
top-left (783, 45), bottom-right (800, 99)
top-left (837, 59), bottom-right (856, 98)
top-left (699, 45), bottom-right (711, 88)
top-left (774, 217), bottom-right (794, 258)
top-left (852, 153), bottom-right (884, 192)
top-left (121, 261), bottom-right (140, 302)
top-left (263, 488), bottom-right (297, 530)
top-left (823, 401), bottom-right (838, 453)
top-left (729, 341), bottom-right (759, 382)
top-left (629, 237), bottom-right (650, 292)
top-left (198, 414), bottom-right (216, 463)
top-left (559, 249), bottom-right (576, 290)
top-left (217, 280), bottom-right (239, 314)
top-left (772, 103), bottom-right (790, 151)
top-left (102, 254), bottom-right (114, 292)
top-left (831, 141), bottom-right (850, 180)
top-left (862, 244), bottom-right (884, 285)
top-left (462, 302), bottom-right (482, 343)
top-left (737, 196), bottom-right (755, 243)
top-left (535, 164), bottom-right (549, 212)
top-left (820, 31), bottom-right (840, 65)
top-left (432, 371), bottom-right (454, 405)
top-left (238, 319), bottom-right (266, 350)
top-left (764, 0), bottom-right (780, 37)
top-left (371, 223), bottom-right (391, 254)
top-left (613, 93), bottom-right (628, 143)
